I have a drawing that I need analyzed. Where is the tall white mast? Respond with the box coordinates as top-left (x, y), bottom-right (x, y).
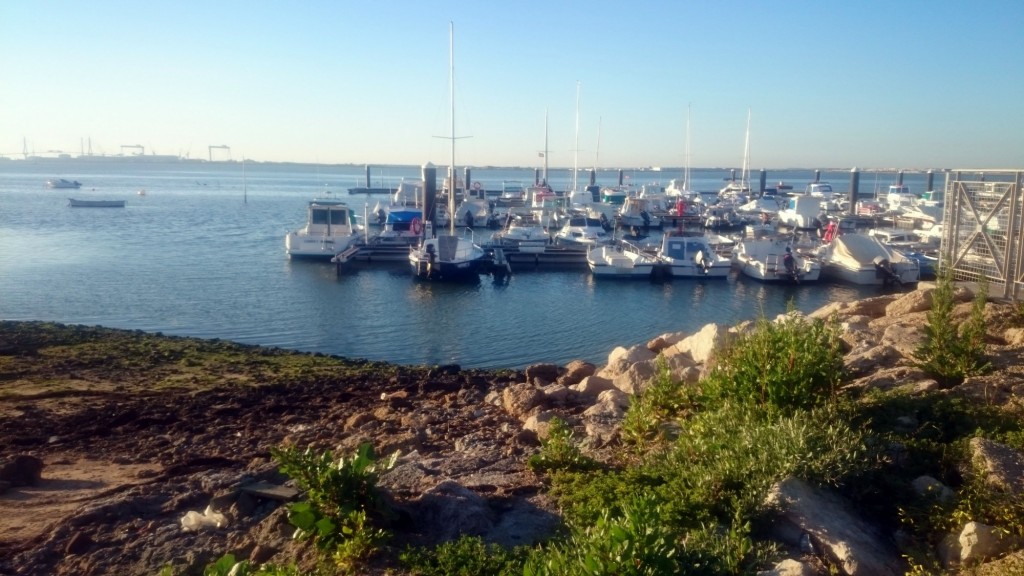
top-left (572, 81), bottom-right (581, 194)
top-left (449, 22), bottom-right (456, 234)
top-left (742, 107), bottom-right (751, 189)
top-left (543, 108), bottom-right (549, 185)
top-left (684, 103), bottom-right (691, 191)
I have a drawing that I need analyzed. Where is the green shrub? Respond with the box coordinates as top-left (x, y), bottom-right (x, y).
top-left (400, 535), bottom-right (526, 576)
top-left (527, 417), bottom-right (597, 473)
top-left (913, 264), bottom-right (991, 386)
top-left (699, 312), bottom-right (844, 412)
top-left (621, 357), bottom-right (694, 452)
top-left (272, 443), bottom-right (397, 556)
top-left (522, 494), bottom-right (682, 576)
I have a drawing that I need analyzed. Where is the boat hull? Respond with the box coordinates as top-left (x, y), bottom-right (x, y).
top-left (68, 198), bottom-right (124, 208)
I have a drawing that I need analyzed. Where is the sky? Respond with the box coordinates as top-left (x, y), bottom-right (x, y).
top-left (2, 1), bottom-right (1022, 170)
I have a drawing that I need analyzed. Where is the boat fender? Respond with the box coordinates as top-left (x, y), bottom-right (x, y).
top-left (411, 217), bottom-right (422, 235)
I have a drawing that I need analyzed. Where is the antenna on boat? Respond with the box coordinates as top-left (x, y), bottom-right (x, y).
top-left (684, 103), bottom-right (691, 191)
top-left (594, 116), bottom-right (601, 173)
top-left (433, 21), bottom-right (471, 235)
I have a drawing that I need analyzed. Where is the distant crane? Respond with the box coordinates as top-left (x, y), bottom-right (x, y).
top-left (121, 144), bottom-right (144, 156)
top-left (208, 145), bottom-right (231, 162)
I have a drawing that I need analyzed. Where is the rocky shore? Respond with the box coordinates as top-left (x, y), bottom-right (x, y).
top-left (2, 284), bottom-right (1024, 575)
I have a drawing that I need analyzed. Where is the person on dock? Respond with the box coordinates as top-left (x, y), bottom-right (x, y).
top-left (464, 209), bottom-right (474, 229)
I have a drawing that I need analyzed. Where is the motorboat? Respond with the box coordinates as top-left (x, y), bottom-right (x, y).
top-left (815, 233), bottom-right (920, 285)
top-left (733, 237), bottom-right (821, 283)
top-left (656, 232), bottom-right (731, 278)
top-left (409, 231), bottom-right (491, 280)
top-left (489, 213), bottom-right (550, 253)
top-left (777, 195), bottom-right (828, 229)
top-left (599, 186), bottom-right (630, 205)
top-left (553, 214), bottom-right (613, 247)
top-left (285, 198), bottom-right (360, 259)
top-left (68, 198), bottom-right (125, 208)
top-left (371, 206), bottom-right (424, 247)
top-left (587, 240), bottom-right (659, 278)
top-left (618, 196), bottom-right (661, 229)
top-left (47, 178), bottom-right (82, 189)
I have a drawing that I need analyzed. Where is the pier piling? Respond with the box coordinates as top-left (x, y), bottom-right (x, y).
top-left (423, 163), bottom-right (437, 238)
top-left (758, 169), bottom-right (767, 194)
top-left (926, 170), bottom-right (934, 192)
top-left (848, 168), bottom-right (860, 215)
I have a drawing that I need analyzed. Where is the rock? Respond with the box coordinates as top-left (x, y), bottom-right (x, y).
top-left (671, 323), bottom-right (726, 365)
top-left (600, 345), bottom-right (656, 379)
top-left (1004, 327), bottom-right (1024, 346)
top-left (502, 383), bottom-right (543, 419)
top-left (408, 480), bottom-right (494, 544)
top-left (937, 532), bottom-right (961, 570)
top-left (525, 363), bottom-right (560, 384)
top-left (540, 383), bottom-right (570, 404)
top-left (569, 375), bottom-right (616, 400)
top-left (558, 360), bottom-right (596, 386)
top-left (960, 521), bottom-right (1018, 565)
top-left (843, 345), bottom-right (900, 378)
top-left (766, 477), bottom-right (904, 576)
top-left (911, 475), bottom-right (954, 503)
top-left (0, 454), bottom-right (44, 486)
top-left (64, 531), bottom-right (93, 555)
top-left (523, 411), bottom-right (559, 442)
top-left (611, 359), bottom-right (658, 395)
top-left (583, 389), bottom-right (630, 419)
top-left (880, 322), bottom-right (926, 359)
top-left (756, 558), bottom-right (817, 576)
top-left (885, 288), bottom-right (934, 317)
top-left (970, 437), bottom-right (1024, 494)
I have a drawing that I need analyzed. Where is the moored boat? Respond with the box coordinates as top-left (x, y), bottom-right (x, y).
top-left (815, 233), bottom-right (919, 286)
top-left (68, 198), bottom-right (125, 208)
top-left (48, 178), bottom-right (82, 189)
top-left (733, 237), bottom-right (821, 283)
top-left (409, 230), bottom-right (491, 280)
top-left (656, 232), bottom-right (731, 278)
top-left (587, 240), bottom-right (659, 279)
top-left (285, 197), bottom-right (359, 259)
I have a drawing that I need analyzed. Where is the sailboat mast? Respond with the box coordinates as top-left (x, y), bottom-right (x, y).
top-left (448, 21), bottom-right (456, 234)
top-left (572, 81), bottom-right (581, 194)
top-left (594, 116), bottom-right (602, 172)
top-left (742, 108), bottom-right (751, 188)
top-left (543, 108), bottom-right (549, 185)
top-left (684, 104), bottom-right (691, 191)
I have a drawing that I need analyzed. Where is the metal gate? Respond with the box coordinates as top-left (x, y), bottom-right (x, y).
top-left (942, 170), bottom-right (1024, 300)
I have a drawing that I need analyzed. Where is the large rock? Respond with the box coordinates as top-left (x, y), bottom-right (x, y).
top-left (525, 363), bottom-right (560, 385)
top-left (668, 322), bottom-right (726, 365)
top-left (879, 322), bottom-right (926, 359)
top-left (558, 360), bottom-right (596, 386)
top-left (959, 521), bottom-right (1019, 565)
top-left (970, 437), bottom-right (1024, 494)
top-left (569, 375), bottom-right (616, 400)
top-left (765, 477), bottom-right (904, 576)
top-left (611, 359), bottom-right (658, 395)
top-left (502, 383), bottom-right (543, 419)
top-left (0, 455), bottom-right (44, 487)
top-left (885, 289), bottom-right (934, 317)
top-left (408, 480), bottom-right (493, 543)
top-left (599, 345), bottom-right (657, 379)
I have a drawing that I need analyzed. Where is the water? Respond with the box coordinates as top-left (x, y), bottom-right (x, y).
top-left (0, 159), bottom-right (924, 369)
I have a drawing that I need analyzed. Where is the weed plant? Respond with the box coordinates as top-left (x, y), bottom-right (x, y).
top-left (699, 312), bottom-right (844, 412)
top-left (400, 535), bottom-right (527, 576)
top-left (526, 417), bottom-right (598, 473)
top-left (913, 264), bottom-right (991, 386)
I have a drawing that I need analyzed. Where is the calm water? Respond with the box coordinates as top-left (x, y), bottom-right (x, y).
top-left (0, 159), bottom-right (929, 368)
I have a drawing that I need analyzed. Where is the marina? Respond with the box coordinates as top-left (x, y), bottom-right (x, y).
top-left (1, 158), bottom-right (954, 369)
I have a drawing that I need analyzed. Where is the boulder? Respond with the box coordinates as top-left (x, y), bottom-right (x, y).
top-left (765, 477), bottom-right (904, 576)
top-left (880, 322), bottom-right (926, 359)
top-left (960, 521), bottom-right (1018, 565)
top-left (408, 480), bottom-right (494, 544)
top-left (756, 558), bottom-right (817, 576)
top-left (569, 375), bottom-right (616, 400)
top-left (970, 437), bottom-right (1024, 494)
top-left (672, 322), bottom-right (726, 365)
top-left (502, 383), bottom-right (543, 419)
top-left (911, 475), bottom-right (954, 503)
top-left (885, 289), bottom-right (934, 317)
top-left (558, 360), bottom-right (596, 386)
top-left (0, 455), bottom-right (44, 487)
top-left (600, 345), bottom-right (656, 379)
top-left (525, 363), bottom-right (560, 384)
top-left (611, 359), bottom-right (658, 395)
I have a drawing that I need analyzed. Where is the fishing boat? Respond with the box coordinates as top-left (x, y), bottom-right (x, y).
top-left (68, 198), bottom-right (125, 208)
top-left (618, 196), bottom-right (661, 229)
top-left (553, 214), bottom-right (613, 247)
top-left (285, 197), bottom-right (360, 259)
top-left (587, 240), bottom-right (659, 278)
top-left (410, 232), bottom-right (491, 280)
top-left (733, 237), bottom-right (821, 283)
top-left (48, 178), bottom-right (82, 189)
top-left (815, 233), bottom-right (920, 286)
top-left (656, 232), bottom-right (732, 278)
top-left (489, 213), bottom-right (550, 253)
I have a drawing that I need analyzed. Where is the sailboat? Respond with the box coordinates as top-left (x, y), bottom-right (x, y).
top-left (666, 104), bottom-right (696, 198)
top-left (719, 108), bottom-right (752, 198)
top-left (409, 22), bottom-right (490, 280)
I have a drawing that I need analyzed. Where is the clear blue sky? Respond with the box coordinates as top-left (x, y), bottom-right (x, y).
top-left (2, 1), bottom-right (1021, 170)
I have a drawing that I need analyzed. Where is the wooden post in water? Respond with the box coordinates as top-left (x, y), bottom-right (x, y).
top-left (422, 163), bottom-right (437, 238)
top-left (897, 170), bottom-right (904, 186)
top-left (758, 169), bottom-right (767, 195)
top-left (848, 168), bottom-right (860, 215)
top-left (464, 167), bottom-right (472, 194)
top-left (365, 164), bottom-right (371, 187)
top-left (926, 170), bottom-right (935, 192)
top-left (618, 169), bottom-right (624, 186)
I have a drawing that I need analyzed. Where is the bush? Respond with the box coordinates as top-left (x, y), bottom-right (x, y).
top-left (913, 264), bottom-right (991, 386)
top-left (527, 417), bottom-right (597, 473)
top-left (400, 535), bottom-right (526, 576)
top-left (699, 312), bottom-right (844, 412)
top-left (621, 357), bottom-right (694, 452)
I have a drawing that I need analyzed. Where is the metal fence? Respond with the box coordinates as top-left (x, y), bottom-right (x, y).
top-left (942, 170), bottom-right (1024, 300)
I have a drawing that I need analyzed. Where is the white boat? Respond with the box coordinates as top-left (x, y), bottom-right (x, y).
top-left (733, 237), bottom-right (821, 283)
top-left (599, 185), bottom-right (630, 205)
top-left (285, 198), bottom-right (359, 259)
top-left (815, 233), bottom-right (920, 285)
top-left (719, 109), bottom-right (752, 200)
top-left (587, 240), bottom-right (658, 278)
top-left (657, 232), bottom-right (732, 278)
top-left (48, 178), bottom-right (82, 189)
top-left (553, 214), bottom-right (613, 247)
top-left (68, 198), bottom-right (125, 208)
top-left (490, 213), bottom-right (550, 253)
top-left (410, 232), bottom-right (490, 280)
top-left (777, 195), bottom-right (828, 229)
top-left (618, 196), bottom-right (661, 229)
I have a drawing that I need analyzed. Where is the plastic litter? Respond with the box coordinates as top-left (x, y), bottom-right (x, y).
top-left (180, 505), bottom-right (229, 531)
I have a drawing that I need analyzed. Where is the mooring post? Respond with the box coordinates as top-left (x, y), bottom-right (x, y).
top-left (759, 169), bottom-right (767, 195)
top-left (365, 164), bottom-right (371, 187)
top-left (926, 170), bottom-right (935, 193)
top-left (848, 168), bottom-right (860, 215)
top-left (897, 170), bottom-right (904, 186)
top-left (589, 169), bottom-right (596, 186)
top-left (814, 170), bottom-right (821, 183)
top-left (422, 163), bottom-right (437, 238)
top-left (534, 168), bottom-right (540, 186)
top-left (618, 169), bottom-right (624, 186)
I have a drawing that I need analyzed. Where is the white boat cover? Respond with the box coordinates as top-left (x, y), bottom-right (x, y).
top-left (831, 234), bottom-right (913, 266)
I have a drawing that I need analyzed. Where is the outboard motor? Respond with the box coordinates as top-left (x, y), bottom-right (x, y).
top-left (873, 256), bottom-right (901, 286)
